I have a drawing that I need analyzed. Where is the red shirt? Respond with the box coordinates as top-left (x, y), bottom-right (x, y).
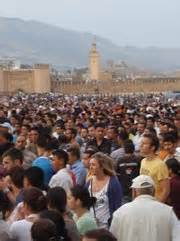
top-left (169, 176), bottom-right (180, 219)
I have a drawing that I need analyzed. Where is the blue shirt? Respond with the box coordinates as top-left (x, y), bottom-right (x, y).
top-left (71, 160), bottom-right (87, 185)
top-left (32, 156), bottom-right (54, 185)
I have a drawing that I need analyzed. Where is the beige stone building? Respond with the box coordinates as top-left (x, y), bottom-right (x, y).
top-left (89, 42), bottom-right (101, 81)
top-left (0, 64), bottom-right (51, 94)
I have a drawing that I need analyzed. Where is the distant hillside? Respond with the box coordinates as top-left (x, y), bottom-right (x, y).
top-left (0, 16), bottom-right (180, 71)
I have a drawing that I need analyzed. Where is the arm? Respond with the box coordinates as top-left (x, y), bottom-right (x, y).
top-left (158, 178), bottom-right (170, 203)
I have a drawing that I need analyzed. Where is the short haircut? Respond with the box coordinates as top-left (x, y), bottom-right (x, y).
top-left (162, 132), bottom-right (177, 143)
top-left (84, 147), bottom-right (98, 156)
top-left (52, 149), bottom-right (69, 166)
top-left (118, 129), bottom-right (128, 141)
top-left (67, 145), bottom-right (80, 159)
top-left (94, 123), bottom-right (105, 129)
top-left (2, 148), bottom-right (23, 163)
top-left (47, 187), bottom-right (67, 213)
top-left (24, 166), bottom-right (44, 189)
top-left (124, 140), bottom-right (135, 154)
top-left (84, 229), bottom-right (117, 241)
top-left (31, 219), bottom-right (57, 241)
top-left (8, 166), bottom-right (24, 189)
top-left (143, 134), bottom-right (159, 152)
top-left (66, 128), bottom-right (77, 137)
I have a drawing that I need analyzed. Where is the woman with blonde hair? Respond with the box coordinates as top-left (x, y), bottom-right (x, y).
top-left (86, 152), bottom-right (122, 229)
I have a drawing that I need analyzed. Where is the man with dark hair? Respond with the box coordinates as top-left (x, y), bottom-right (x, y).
top-left (86, 123), bottom-right (111, 154)
top-left (32, 137), bottom-right (54, 186)
top-left (15, 135), bottom-right (37, 169)
top-left (133, 121), bottom-right (146, 152)
top-left (67, 145), bottom-right (87, 185)
top-left (23, 166), bottom-right (44, 189)
top-left (82, 147), bottom-right (98, 181)
top-left (111, 129), bottom-right (129, 164)
top-left (0, 131), bottom-right (14, 160)
top-left (83, 229), bottom-right (117, 241)
top-left (65, 128), bottom-right (79, 147)
top-left (2, 148), bottom-right (23, 172)
top-left (49, 149), bottom-right (73, 192)
top-left (159, 132), bottom-right (179, 162)
top-left (107, 126), bottom-right (119, 152)
top-left (140, 134), bottom-right (169, 202)
top-left (116, 140), bottom-right (141, 202)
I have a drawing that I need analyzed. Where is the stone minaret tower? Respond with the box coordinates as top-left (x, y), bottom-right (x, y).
top-left (89, 40), bottom-right (101, 81)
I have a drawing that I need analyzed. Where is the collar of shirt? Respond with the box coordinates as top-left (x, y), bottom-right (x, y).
top-left (134, 194), bottom-right (156, 202)
top-left (71, 160), bottom-right (81, 169)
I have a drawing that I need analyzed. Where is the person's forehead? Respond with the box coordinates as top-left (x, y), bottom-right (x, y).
top-left (3, 156), bottom-right (12, 162)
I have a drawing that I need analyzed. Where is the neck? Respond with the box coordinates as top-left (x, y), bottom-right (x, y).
top-left (75, 207), bottom-right (87, 218)
top-left (146, 153), bottom-right (156, 160)
top-left (96, 171), bottom-right (106, 181)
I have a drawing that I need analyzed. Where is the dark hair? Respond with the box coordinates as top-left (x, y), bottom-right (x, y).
top-left (23, 187), bottom-right (46, 213)
top-left (84, 147), bottom-right (98, 156)
top-left (94, 123), bottom-right (105, 129)
top-left (52, 149), bottom-right (69, 166)
top-left (24, 167), bottom-right (44, 189)
top-left (70, 185), bottom-right (96, 210)
top-left (2, 148), bottom-right (23, 163)
top-left (67, 145), bottom-right (80, 160)
top-left (0, 131), bottom-right (13, 142)
top-left (84, 229), bottom-right (117, 241)
top-left (124, 140), bottom-right (135, 154)
top-left (31, 218), bottom-right (58, 241)
top-left (108, 126), bottom-right (119, 135)
top-left (8, 166), bottom-right (24, 189)
top-left (47, 187), bottom-right (67, 213)
top-left (39, 210), bottom-right (69, 241)
top-left (118, 129), bottom-right (128, 141)
top-left (0, 191), bottom-right (13, 219)
top-left (166, 158), bottom-right (180, 176)
top-left (162, 132), bottom-right (177, 144)
top-left (143, 134), bottom-right (159, 152)
top-left (145, 127), bottom-right (157, 136)
top-left (66, 128), bottom-right (77, 137)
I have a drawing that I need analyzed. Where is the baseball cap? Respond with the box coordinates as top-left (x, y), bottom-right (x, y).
top-left (131, 175), bottom-right (155, 189)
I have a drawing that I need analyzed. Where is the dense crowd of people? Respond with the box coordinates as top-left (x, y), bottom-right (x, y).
top-left (0, 93), bottom-right (179, 241)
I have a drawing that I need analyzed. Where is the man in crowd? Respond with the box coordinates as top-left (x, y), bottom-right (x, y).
top-left (110, 175), bottom-right (179, 241)
top-left (140, 134), bottom-right (169, 202)
top-left (67, 144), bottom-right (87, 185)
top-left (86, 123), bottom-right (111, 154)
top-left (15, 135), bottom-right (36, 169)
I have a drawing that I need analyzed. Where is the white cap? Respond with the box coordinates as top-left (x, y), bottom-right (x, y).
top-left (131, 175), bottom-right (155, 189)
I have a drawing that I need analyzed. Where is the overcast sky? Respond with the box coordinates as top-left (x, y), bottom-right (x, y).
top-left (0, 0), bottom-right (179, 47)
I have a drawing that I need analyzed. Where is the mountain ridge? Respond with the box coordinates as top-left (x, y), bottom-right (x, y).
top-left (0, 16), bottom-right (180, 71)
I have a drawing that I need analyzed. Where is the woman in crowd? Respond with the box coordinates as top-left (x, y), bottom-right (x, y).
top-left (10, 187), bottom-right (46, 241)
top-left (166, 158), bottom-right (180, 220)
top-left (31, 218), bottom-right (59, 241)
top-left (68, 185), bottom-right (97, 236)
top-left (39, 210), bottom-right (70, 241)
top-left (86, 152), bottom-right (122, 228)
top-left (46, 187), bottom-right (80, 241)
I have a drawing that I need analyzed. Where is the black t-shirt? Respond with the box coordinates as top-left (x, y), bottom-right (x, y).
top-left (116, 154), bottom-right (142, 196)
top-left (86, 138), bottom-right (112, 155)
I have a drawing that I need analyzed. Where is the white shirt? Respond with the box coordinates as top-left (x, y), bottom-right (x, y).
top-left (133, 133), bottom-right (144, 151)
top-left (10, 214), bottom-right (38, 241)
top-left (89, 180), bottom-right (110, 229)
top-left (49, 168), bottom-right (73, 192)
top-left (110, 195), bottom-right (179, 241)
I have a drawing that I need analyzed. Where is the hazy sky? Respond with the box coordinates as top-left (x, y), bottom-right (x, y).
top-left (0, 0), bottom-right (179, 47)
